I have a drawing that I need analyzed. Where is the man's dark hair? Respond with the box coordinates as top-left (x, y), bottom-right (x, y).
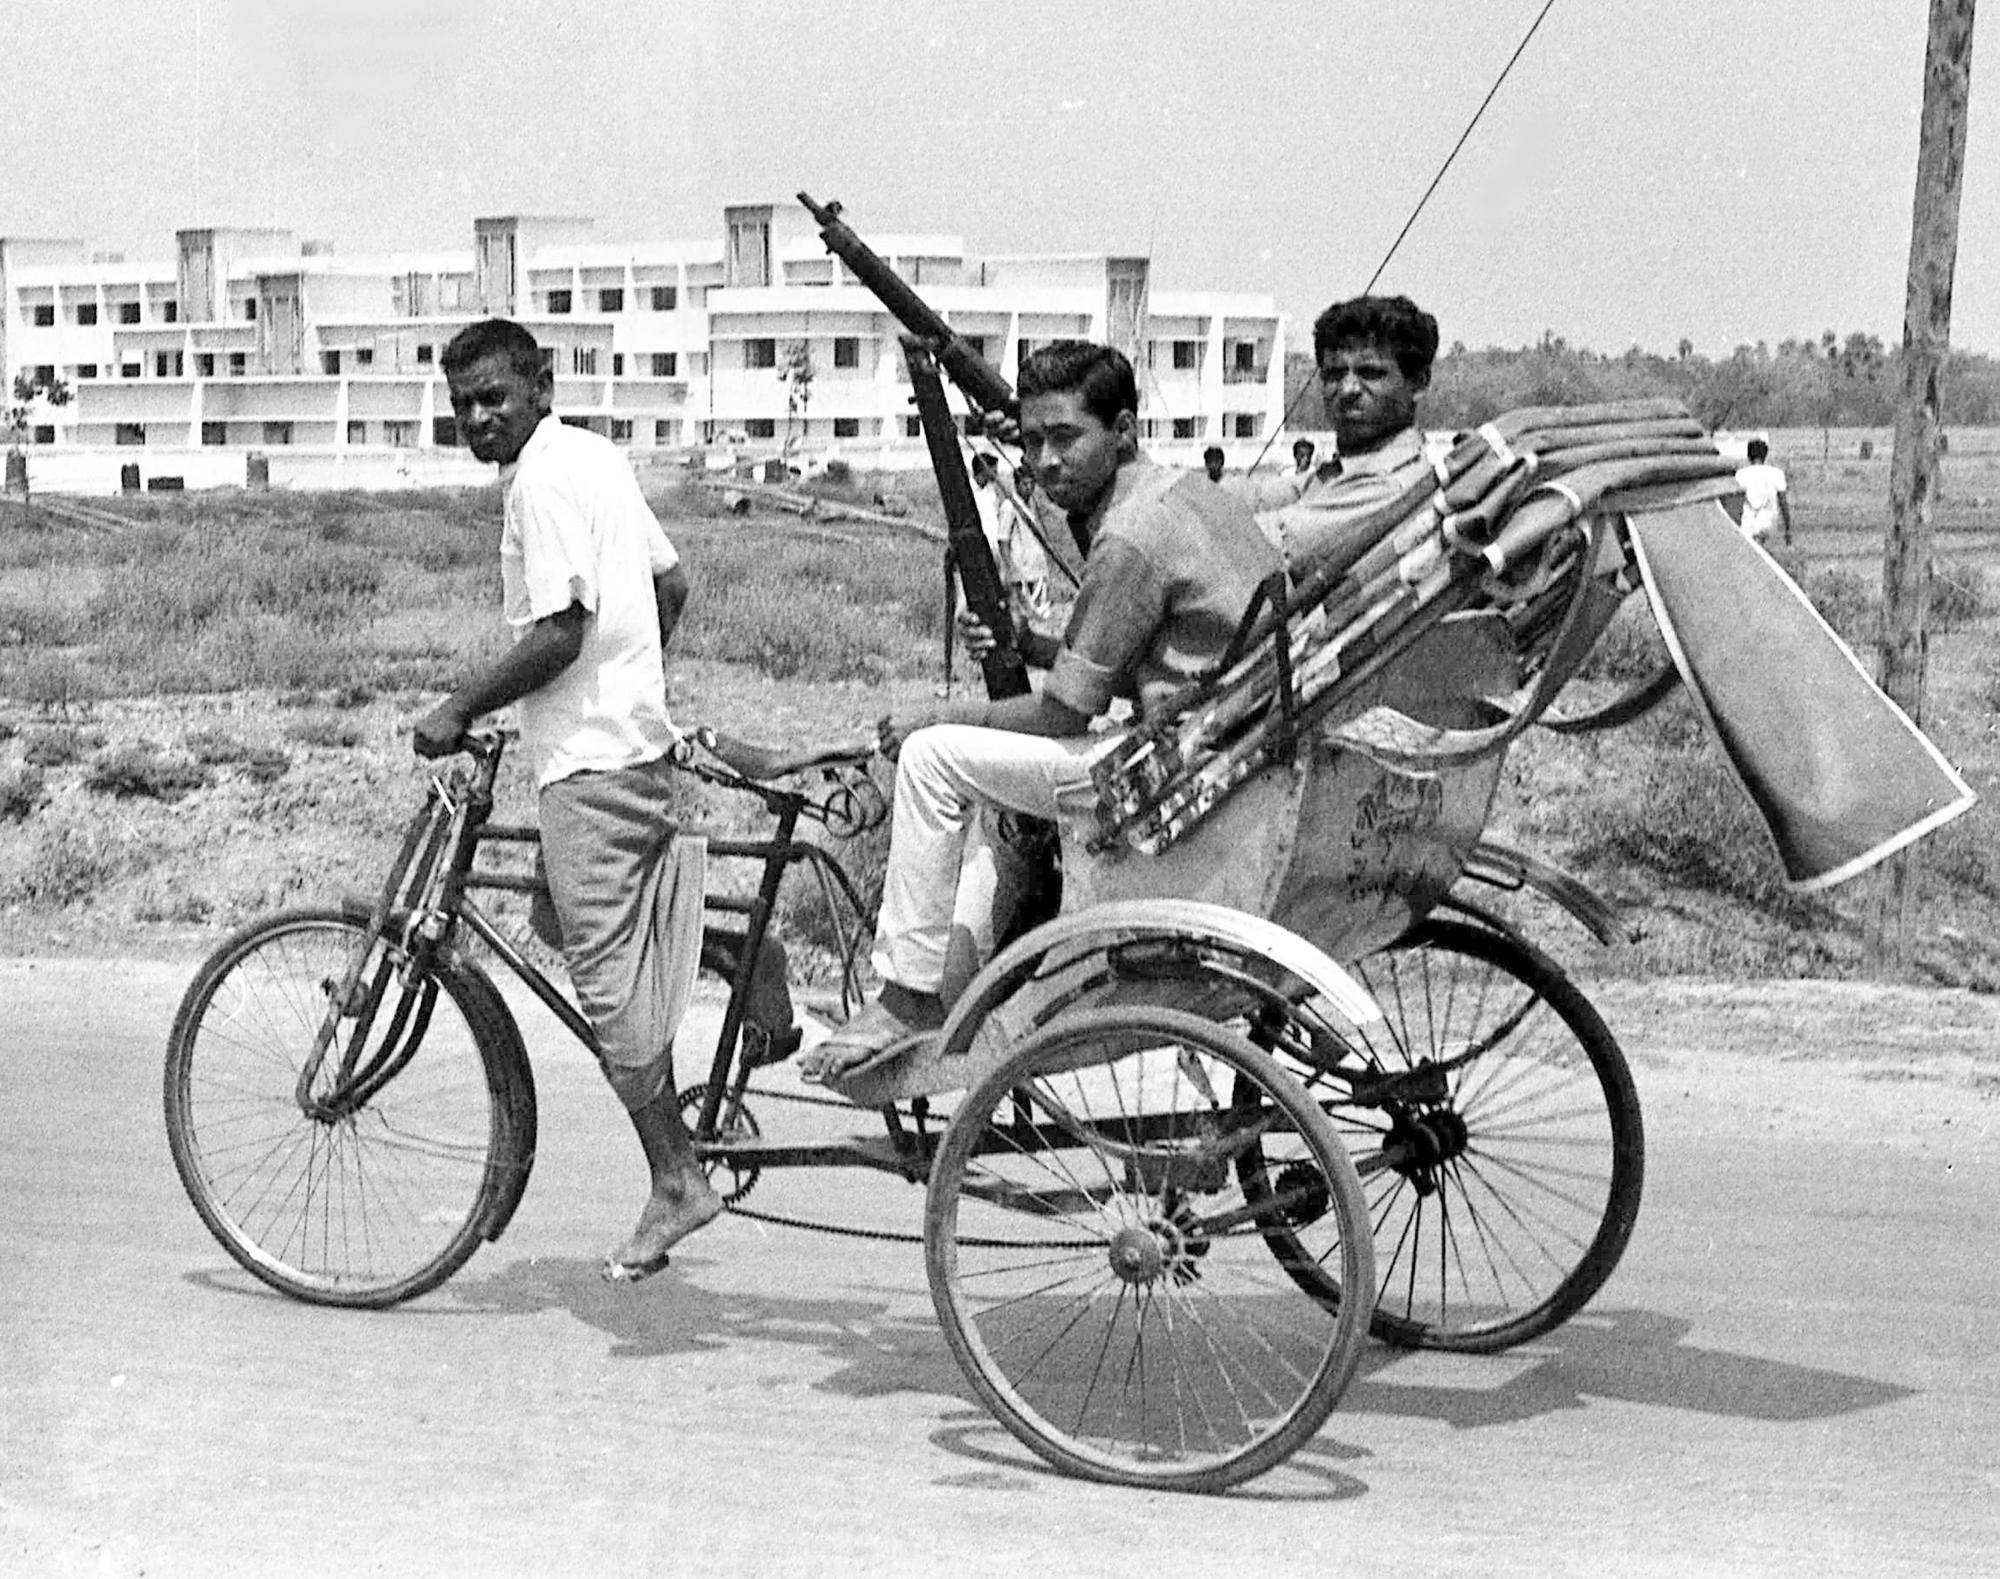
top-left (441, 318), bottom-right (546, 381)
top-left (1312, 295), bottom-right (1441, 382)
top-left (1746, 437), bottom-right (1770, 463)
top-left (1017, 340), bottom-right (1138, 429)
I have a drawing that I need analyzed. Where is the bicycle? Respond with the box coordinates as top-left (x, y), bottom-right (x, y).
top-left (164, 727), bottom-right (1378, 1492)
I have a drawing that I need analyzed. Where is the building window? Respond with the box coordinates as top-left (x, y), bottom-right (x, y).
top-left (121, 362), bottom-right (141, 379)
top-left (610, 418), bottom-right (633, 442)
top-left (119, 302), bottom-right (142, 325)
top-left (242, 298), bottom-right (257, 321)
top-left (598, 288), bottom-right (624, 312)
top-left (116, 422), bottom-right (147, 446)
top-left (32, 426), bottom-right (53, 445)
top-left (1015, 339), bottom-right (1035, 365)
top-left (229, 352), bottom-right (246, 375)
top-left (904, 415), bottom-right (922, 438)
top-left (650, 285), bottom-right (676, 311)
top-left (322, 351), bottom-right (342, 374)
top-left (1233, 342), bottom-right (1257, 372)
top-left (962, 335), bottom-right (986, 359)
top-left (650, 352), bottom-right (676, 377)
top-left (655, 419), bottom-right (674, 444)
top-left (1173, 341), bottom-right (1200, 371)
top-left (833, 337), bottom-right (860, 369)
top-left (74, 364), bottom-right (97, 380)
top-left (384, 420), bottom-right (416, 448)
top-left (1232, 413), bottom-right (1261, 439)
top-left (744, 338), bottom-right (776, 370)
top-left (162, 301), bottom-right (178, 323)
top-left (612, 354), bottom-right (624, 377)
top-left (196, 353), bottom-right (216, 377)
top-left (31, 304), bottom-right (54, 326)
top-left (355, 347), bottom-right (374, 367)
top-left (416, 343), bottom-right (434, 365)
top-left (76, 302), bottom-right (99, 326)
top-left (1172, 417), bottom-right (1198, 440)
top-left (572, 346), bottom-right (599, 376)
top-left (433, 416), bottom-right (459, 446)
top-left (33, 364), bottom-right (54, 385)
top-left (547, 289), bottom-right (572, 314)
top-left (202, 421), bottom-right (227, 446)
top-left (346, 420), bottom-right (368, 445)
top-left (264, 421), bottom-right (293, 445)
top-left (155, 352), bottom-right (181, 378)
top-left (833, 417), bottom-right (860, 439)
top-left (744, 417), bottom-right (776, 439)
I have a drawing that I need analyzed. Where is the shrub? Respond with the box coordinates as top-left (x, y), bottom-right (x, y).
top-left (85, 742), bottom-right (212, 801)
top-left (1930, 562), bottom-right (1989, 631)
top-left (3, 653), bottom-right (101, 713)
top-left (186, 729), bottom-right (292, 782)
top-left (285, 716), bottom-right (363, 750)
top-left (1803, 568), bottom-right (1878, 647)
top-left (0, 765), bottom-right (44, 821)
top-left (0, 818), bottom-right (135, 907)
top-left (21, 724), bottom-right (104, 767)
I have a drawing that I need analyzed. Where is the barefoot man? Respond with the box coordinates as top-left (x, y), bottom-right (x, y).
top-left (415, 318), bottom-right (722, 1282)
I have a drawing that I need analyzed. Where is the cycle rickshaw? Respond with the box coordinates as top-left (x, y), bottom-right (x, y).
top-left (163, 387), bottom-right (1898, 1491)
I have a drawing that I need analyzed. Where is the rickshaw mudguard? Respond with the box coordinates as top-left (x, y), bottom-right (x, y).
top-left (835, 899), bottom-right (1385, 1108)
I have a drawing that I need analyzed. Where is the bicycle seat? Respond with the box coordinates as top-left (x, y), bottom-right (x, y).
top-left (691, 726), bottom-right (874, 782)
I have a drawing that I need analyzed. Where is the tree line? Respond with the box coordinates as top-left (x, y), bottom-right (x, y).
top-left (1284, 332), bottom-right (2000, 432)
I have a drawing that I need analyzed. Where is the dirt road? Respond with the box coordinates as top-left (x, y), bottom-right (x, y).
top-left (2, 959), bottom-right (1996, 1578)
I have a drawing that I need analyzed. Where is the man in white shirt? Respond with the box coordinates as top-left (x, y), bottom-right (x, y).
top-left (414, 318), bottom-right (725, 1284)
top-left (1735, 438), bottom-right (1794, 544)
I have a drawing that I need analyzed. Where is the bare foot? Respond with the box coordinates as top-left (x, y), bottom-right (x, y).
top-left (601, 1176), bottom-right (726, 1283)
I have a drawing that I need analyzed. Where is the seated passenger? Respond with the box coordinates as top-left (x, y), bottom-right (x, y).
top-left (1238, 294), bottom-right (1445, 579)
top-left (800, 340), bottom-right (1281, 1082)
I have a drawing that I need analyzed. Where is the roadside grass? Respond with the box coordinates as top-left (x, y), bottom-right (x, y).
top-left (0, 466), bottom-right (1995, 989)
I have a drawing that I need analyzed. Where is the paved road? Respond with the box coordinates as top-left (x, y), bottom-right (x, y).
top-left (3, 959), bottom-right (1996, 1578)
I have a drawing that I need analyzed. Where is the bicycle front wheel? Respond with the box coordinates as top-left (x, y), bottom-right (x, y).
top-left (926, 1005), bottom-right (1373, 1492)
top-left (164, 908), bottom-right (519, 1308)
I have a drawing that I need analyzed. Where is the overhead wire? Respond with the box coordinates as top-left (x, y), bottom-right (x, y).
top-left (1244, 0), bottom-right (1564, 475)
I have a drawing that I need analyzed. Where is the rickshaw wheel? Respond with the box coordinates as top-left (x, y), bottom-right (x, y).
top-left (1251, 918), bottom-right (1644, 1353)
top-left (924, 1005), bottom-right (1372, 1493)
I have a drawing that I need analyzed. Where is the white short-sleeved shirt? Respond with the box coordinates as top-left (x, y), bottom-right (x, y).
top-left (499, 416), bottom-right (681, 786)
top-left (1735, 462), bottom-right (1787, 540)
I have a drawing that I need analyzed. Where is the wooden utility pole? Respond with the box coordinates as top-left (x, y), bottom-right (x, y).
top-left (1877, 0), bottom-right (1976, 967)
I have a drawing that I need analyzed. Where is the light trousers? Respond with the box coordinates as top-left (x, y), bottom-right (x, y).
top-left (871, 724), bottom-right (1097, 994)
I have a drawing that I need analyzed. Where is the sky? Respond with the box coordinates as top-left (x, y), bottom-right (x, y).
top-left (4, 0), bottom-right (1998, 356)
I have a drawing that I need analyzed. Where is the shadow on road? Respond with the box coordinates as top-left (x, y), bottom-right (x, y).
top-left (448, 1252), bottom-right (974, 1398)
top-left (1349, 1305), bottom-right (1917, 1431)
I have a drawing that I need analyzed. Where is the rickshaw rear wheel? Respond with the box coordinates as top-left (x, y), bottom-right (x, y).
top-left (1249, 918), bottom-right (1644, 1353)
top-left (925, 1005), bottom-right (1373, 1492)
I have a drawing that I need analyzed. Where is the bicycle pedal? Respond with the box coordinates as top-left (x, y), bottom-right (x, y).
top-left (741, 1022), bottom-right (804, 1068)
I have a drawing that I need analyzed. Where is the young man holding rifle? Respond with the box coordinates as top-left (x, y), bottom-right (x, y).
top-left (801, 340), bottom-right (1280, 1082)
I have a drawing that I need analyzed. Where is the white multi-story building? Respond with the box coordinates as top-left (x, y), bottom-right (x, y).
top-left (1, 201), bottom-right (1287, 484)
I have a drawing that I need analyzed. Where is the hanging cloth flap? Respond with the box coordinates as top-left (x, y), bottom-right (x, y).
top-left (1624, 499), bottom-right (1974, 891)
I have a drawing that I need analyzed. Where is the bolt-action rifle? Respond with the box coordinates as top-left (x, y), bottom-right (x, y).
top-left (798, 191), bottom-right (1029, 700)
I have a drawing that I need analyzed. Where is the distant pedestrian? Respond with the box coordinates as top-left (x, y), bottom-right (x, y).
top-left (1736, 438), bottom-right (1793, 545)
top-left (1291, 437), bottom-right (1316, 474)
top-left (970, 449), bottom-right (1051, 620)
top-left (1202, 444), bottom-right (1226, 483)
